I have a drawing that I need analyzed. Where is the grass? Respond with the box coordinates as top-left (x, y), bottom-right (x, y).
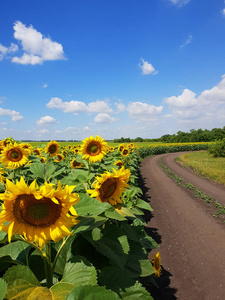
top-left (176, 151), bottom-right (225, 186)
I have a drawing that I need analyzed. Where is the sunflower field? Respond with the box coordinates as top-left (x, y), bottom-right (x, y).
top-left (0, 137), bottom-right (210, 299)
top-left (0, 136), bottom-right (162, 300)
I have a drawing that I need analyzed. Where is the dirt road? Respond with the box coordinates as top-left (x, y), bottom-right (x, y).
top-left (140, 152), bottom-right (225, 300)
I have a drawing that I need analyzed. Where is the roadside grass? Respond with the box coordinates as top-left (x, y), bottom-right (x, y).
top-left (176, 151), bottom-right (225, 186)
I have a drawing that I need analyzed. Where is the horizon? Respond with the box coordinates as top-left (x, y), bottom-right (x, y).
top-left (1, 0), bottom-right (225, 141)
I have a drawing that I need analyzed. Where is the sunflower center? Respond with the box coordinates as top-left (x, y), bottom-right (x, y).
top-left (73, 160), bottom-right (81, 167)
top-left (87, 142), bottom-right (101, 155)
top-left (13, 194), bottom-right (62, 227)
top-left (100, 178), bottom-right (117, 199)
top-left (123, 149), bottom-right (129, 155)
top-left (7, 149), bottom-right (22, 162)
top-left (49, 145), bottom-right (57, 154)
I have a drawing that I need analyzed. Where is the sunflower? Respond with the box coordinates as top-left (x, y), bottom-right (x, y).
top-left (2, 137), bottom-right (15, 146)
top-left (0, 177), bottom-right (80, 249)
top-left (152, 252), bottom-right (162, 277)
top-left (0, 168), bottom-right (5, 183)
top-left (80, 135), bottom-right (108, 163)
top-left (45, 141), bottom-right (60, 157)
top-left (55, 154), bottom-right (64, 162)
top-left (40, 156), bottom-right (46, 163)
top-left (33, 148), bottom-right (42, 156)
top-left (71, 158), bottom-right (83, 169)
top-left (22, 143), bottom-right (33, 151)
top-left (118, 144), bottom-right (126, 152)
top-left (128, 143), bottom-right (134, 150)
top-left (88, 166), bottom-right (130, 205)
top-left (114, 160), bottom-right (123, 169)
top-left (0, 143), bottom-right (30, 169)
top-left (121, 148), bottom-right (129, 157)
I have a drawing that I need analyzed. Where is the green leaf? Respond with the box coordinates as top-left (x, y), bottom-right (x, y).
top-left (99, 266), bottom-right (136, 292)
top-left (135, 199), bottom-right (153, 211)
top-left (0, 278), bottom-right (7, 300)
top-left (82, 226), bottom-right (128, 268)
top-left (53, 236), bottom-right (75, 276)
top-left (114, 206), bottom-right (136, 218)
top-left (67, 285), bottom-right (120, 300)
top-left (29, 162), bottom-right (46, 179)
top-left (29, 163), bottom-right (57, 180)
top-left (75, 194), bottom-right (110, 216)
top-left (50, 282), bottom-right (75, 300)
top-left (0, 241), bottom-right (31, 271)
top-left (3, 265), bottom-right (41, 299)
top-left (91, 228), bottom-right (103, 241)
top-left (61, 257), bottom-right (97, 287)
top-left (73, 216), bottom-right (106, 234)
top-left (120, 282), bottom-right (153, 300)
top-left (0, 230), bottom-right (7, 243)
top-left (104, 206), bottom-right (127, 221)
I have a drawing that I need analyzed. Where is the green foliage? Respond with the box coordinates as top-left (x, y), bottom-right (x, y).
top-left (208, 138), bottom-right (225, 157)
top-left (0, 139), bottom-right (158, 299)
top-left (0, 278), bottom-right (7, 300)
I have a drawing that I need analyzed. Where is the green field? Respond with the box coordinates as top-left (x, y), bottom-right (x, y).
top-left (177, 151), bottom-right (225, 186)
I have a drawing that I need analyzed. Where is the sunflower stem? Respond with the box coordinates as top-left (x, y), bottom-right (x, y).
top-left (44, 242), bottom-right (53, 288)
top-left (51, 236), bottom-right (70, 274)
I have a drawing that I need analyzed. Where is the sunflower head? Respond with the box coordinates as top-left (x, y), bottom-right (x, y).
top-left (0, 142), bottom-right (30, 169)
top-left (55, 154), bottom-right (64, 162)
top-left (22, 143), bottom-right (33, 151)
top-left (80, 135), bottom-right (108, 163)
top-left (40, 156), bottom-right (46, 163)
top-left (118, 144), bottom-right (126, 152)
top-left (121, 148), bottom-right (129, 157)
top-left (0, 178), bottom-right (80, 248)
top-left (71, 158), bottom-right (83, 169)
top-left (2, 137), bottom-right (15, 147)
top-left (114, 160), bottom-right (123, 169)
top-left (88, 166), bottom-right (130, 205)
top-left (45, 141), bottom-right (60, 157)
top-left (33, 148), bottom-right (42, 156)
top-left (152, 252), bottom-right (162, 277)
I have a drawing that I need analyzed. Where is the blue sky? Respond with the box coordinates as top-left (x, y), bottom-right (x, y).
top-left (0, 0), bottom-right (225, 140)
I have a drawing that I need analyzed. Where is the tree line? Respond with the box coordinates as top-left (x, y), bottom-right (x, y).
top-left (113, 126), bottom-right (225, 143)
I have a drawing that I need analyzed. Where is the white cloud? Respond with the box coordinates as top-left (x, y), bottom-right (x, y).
top-left (115, 102), bottom-right (126, 113)
top-left (0, 96), bottom-right (6, 104)
top-left (164, 75), bottom-right (225, 127)
top-left (127, 102), bottom-right (163, 122)
top-left (47, 97), bottom-right (113, 115)
top-left (36, 115), bottom-right (57, 126)
top-left (65, 127), bottom-right (76, 132)
top-left (37, 129), bottom-right (49, 134)
top-left (0, 108), bottom-right (23, 121)
top-left (11, 21), bottom-right (65, 65)
top-left (165, 89), bottom-right (197, 108)
top-left (180, 34), bottom-right (193, 48)
top-left (138, 58), bottom-right (158, 75)
top-left (222, 8), bottom-right (225, 16)
top-left (169, 0), bottom-right (190, 7)
top-left (0, 43), bottom-right (18, 60)
top-left (94, 113), bottom-right (116, 124)
top-left (42, 83), bottom-right (48, 88)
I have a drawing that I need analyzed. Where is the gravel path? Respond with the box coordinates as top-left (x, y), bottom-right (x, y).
top-left (140, 152), bottom-right (225, 300)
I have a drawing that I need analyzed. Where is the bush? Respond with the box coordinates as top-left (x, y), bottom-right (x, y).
top-left (208, 138), bottom-right (225, 157)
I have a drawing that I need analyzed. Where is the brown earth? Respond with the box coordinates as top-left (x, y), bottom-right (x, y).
top-left (140, 152), bottom-right (225, 300)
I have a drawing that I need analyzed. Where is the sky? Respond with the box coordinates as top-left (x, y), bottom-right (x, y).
top-left (0, 0), bottom-right (225, 141)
